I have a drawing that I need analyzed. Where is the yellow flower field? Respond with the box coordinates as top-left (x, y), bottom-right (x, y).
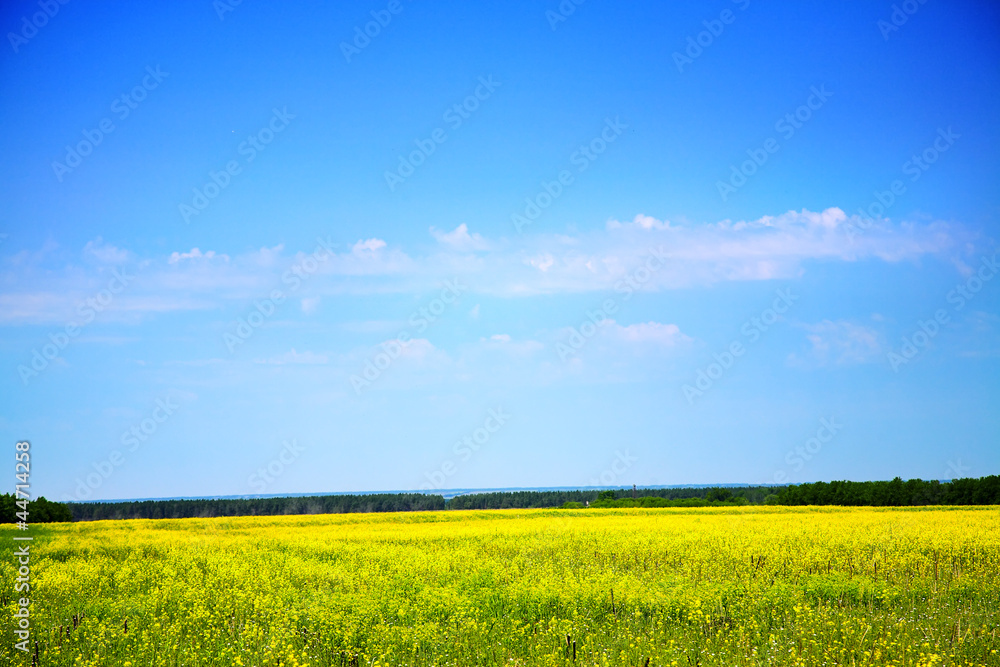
top-left (2, 507), bottom-right (999, 666)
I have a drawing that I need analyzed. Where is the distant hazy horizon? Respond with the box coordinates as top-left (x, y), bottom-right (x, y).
top-left (2, 1), bottom-right (998, 502)
top-left (65, 476), bottom-right (982, 505)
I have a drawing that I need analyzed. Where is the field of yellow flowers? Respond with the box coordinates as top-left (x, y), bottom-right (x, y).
top-left (2, 506), bottom-right (999, 666)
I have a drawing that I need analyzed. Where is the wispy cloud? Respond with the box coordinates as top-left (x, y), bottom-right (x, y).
top-left (789, 319), bottom-right (882, 367)
top-left (612, 321), bottom-right (691, 346)
top-left (0, 209), bottom-right (975, 325)
top-left (254, 349), bottom-right (330, 365)
top-left (300, 297), bottom-right (321, 314)
top-left (83, 237), bottom-right (130, 264)
top-left (168, 248), bottom-right (229, 264)
top-left (430, 223), bottom-right (491, 251)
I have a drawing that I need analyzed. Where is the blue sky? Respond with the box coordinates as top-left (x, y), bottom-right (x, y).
top-left (1, 0), bottom-right (998, 502)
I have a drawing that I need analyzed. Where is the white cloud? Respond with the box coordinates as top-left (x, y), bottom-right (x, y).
top-left (611, 321), bottom-right (691, 346)
top-left (301, 297), bottom-right (320, 314)
top-left (475, 334), bottom-right (545, 358)
top-left (356, 338), bottom-right (450, 377)
top-left (83, 238), bottom-right (129, 264)
top-left (352, 238), bottom-right (387, 254)
top-left (340, 320), bottom-right (404, 334)
top-left (255, 244), bottom-right (285, 267)
top-left (607, 213), bottom-right (671, 231)
top-left (789, 320), bottom-right (882, 367)
top-left (0, 208), bottom-right (975, 323)
top-left (395, 338), bottom-right (439, 362)
top-left (168, 248), bottom-right (228, 264)
top-left (0, 291), bottom-right (72, 324)
top-left (255, 349), bottom-right (330, 365)
top-left (430, 223), bottom-right (490, 251)
top-left (526, 253), bottom-right (555, 272)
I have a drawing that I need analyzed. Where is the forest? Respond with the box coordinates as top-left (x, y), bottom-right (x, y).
top-left (0, 494), bottom-right (74, 523)
top-left (63, 492), bottom-right (446, 521)
top-left (1, 476), bottom-right (997, 522)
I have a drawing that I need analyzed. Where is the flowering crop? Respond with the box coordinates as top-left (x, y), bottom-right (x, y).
top-left (2, 506), bottom-right (998, 666)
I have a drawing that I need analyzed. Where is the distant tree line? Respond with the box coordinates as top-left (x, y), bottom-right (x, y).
top-left (573, 489), bottom-right (749, 509)
top-left (447, 490), bottom-right (600, 510)
top-left (454, 478), bottom-right (1000, 510)
top-left (772, 476), bottom-right (1000, 506)
top-left (2, 476), bottom-right (997, 523)
top-left (66, 493), bottom-right (445, 521)
top-left (446, 485), bottom-right (779, 509)
top-left (0, 493), bottom-right (73, 523)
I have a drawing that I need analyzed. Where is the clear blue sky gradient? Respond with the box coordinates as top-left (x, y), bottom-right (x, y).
top-left (1, 0), bottom-right (998, 501)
